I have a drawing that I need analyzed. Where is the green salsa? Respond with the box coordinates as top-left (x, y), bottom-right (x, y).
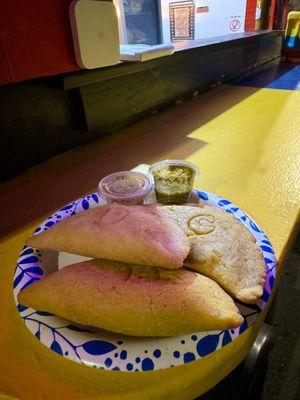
top-left (152, 165), bottom-right (195, 204)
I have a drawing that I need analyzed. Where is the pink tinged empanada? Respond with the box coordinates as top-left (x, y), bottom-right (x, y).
top-left (26, 203), bottom-right (190, 270)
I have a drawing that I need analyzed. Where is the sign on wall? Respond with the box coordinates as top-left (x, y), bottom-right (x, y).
top-left (169, 1), bottom-right (195, 41)
top-left (115, 0), bottom-right (249, 45)
top-left (161, 0), bottom-right (247, 43)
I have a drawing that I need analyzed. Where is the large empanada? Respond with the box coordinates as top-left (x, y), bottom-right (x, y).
top-left (26, 203), bottom-right (190, 270)
top-left (18, 259), bottom-right (243, 336)
top-left (159, 205), bottom-right (266, 303)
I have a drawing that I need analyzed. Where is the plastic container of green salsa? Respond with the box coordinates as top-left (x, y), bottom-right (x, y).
top-left (149, 160), bottom-right (199, 204)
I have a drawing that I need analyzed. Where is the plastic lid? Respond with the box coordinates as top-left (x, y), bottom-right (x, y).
top-left (149, 159), bottom-right (200, 177)
top-left (98, 171), bottom-right (153, 203)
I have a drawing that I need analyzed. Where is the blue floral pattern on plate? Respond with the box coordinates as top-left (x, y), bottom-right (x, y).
top-left (13, 190), bottom-right (277, 371)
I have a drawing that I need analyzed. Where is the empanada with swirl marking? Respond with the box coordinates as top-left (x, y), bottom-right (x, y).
top-left (159, 205), bottom-right (266, 303)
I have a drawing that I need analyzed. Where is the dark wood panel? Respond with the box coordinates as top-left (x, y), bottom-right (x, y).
top-left (0, 81), bottom-right (86, 180)
top-left (80, 32), bottom-right (282, 131)
top-left (0, 31), bottom-right (283, 180)
top-left (256, 35), bottom-right (283, 67)
top-left (63, 31), bottom-right (283, 90)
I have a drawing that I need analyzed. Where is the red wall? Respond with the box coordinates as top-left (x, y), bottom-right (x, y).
top-left (0, 0), bottom-right (80, 85)
top-left (245, 0), bottom-right (258, 31)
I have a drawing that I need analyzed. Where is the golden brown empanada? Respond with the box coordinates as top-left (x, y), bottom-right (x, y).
top-left (159, 205), bottom-right (266, 303)
top-left (18, 259), bottom-right (243, 337)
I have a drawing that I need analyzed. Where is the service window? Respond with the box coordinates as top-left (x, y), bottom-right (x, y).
top-left (116, 0), bottom-right (250, 45)
top-left (117, 0), bottom-right (162, 44)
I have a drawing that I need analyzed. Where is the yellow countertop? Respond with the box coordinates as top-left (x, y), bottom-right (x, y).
top-left (0, 84), bottom-right (299, 400)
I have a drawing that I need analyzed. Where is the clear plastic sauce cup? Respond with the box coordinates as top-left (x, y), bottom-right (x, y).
top-left (149, 160), bottom-right (199, 204)
top-left (98, 171), bottom-right (154, 205)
